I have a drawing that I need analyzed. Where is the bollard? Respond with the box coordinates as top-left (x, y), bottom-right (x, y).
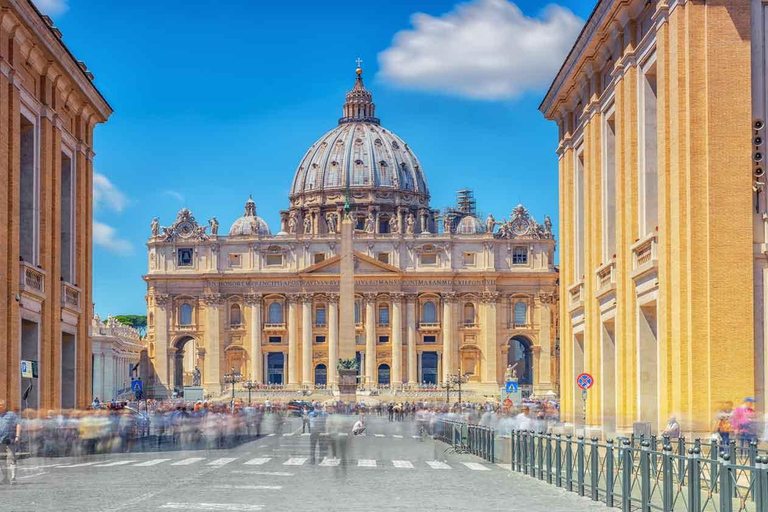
top-left (662, 444), bottom-right (674, 512)
top-left (577, 435), bottom-right (585, 497)
top-left (640, 440), bottom-right (651, 511)
top-left (719, 452), bottom-right (733, 512)
top-left (605, 439), bottom-right (615, 507)
top-left (566, 435), bottom-right (574, 492)
top-left (590, 437), bottom-right (599, 501)
top-left (621, 438), bottom-right (632, 512)
top-left (555, 434), bottom-right (563, 488)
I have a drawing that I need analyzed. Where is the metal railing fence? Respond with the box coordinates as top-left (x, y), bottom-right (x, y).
top-left (435, 419), bottom-right (495, 462)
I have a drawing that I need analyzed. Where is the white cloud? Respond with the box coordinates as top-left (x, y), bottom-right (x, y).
top-left (93, 172), bottom-right (129, 213)
top-left (163, 190), bottom-right (185, 202)
top-left (378, 0), bottom-right (583, 100)
top-left (93, 221), bottom-right (133, 254)
top-left (33, 0), bottom-right (69, 16)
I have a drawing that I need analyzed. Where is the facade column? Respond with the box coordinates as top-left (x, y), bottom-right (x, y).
top-left (536, 293), bottom-right (554, 392)
top-left (262, 353), bottom-right (268, 384)
top-left (364, 294), bottom-right (376, 386)
top-left (481, 292), bottom-right (499, 384)
top-left (301, 294), bottom-right (313, 386)
top-left (153, 294), bottom-right (171, 395)
top-left (327, 294), bottom-right (339, 386)
top-left (203, 294), bottom-right (222, 392)
top-left (391, 293), bottom-right (403, 386)
top-left (437, 351), bottom-right (442, 385)
top-left (246, 293), bottom-right (263, 383)
top-left (406, 294), bottom-right (417, 384)
top-left (287, 294), bottom-right (299, 385)
top-left (92, 350), bottom-right (102, 401)
top-left (442, 292), bottom-right (455, 382)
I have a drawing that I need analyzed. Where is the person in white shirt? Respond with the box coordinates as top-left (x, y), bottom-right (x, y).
top-left (352, 416), bottom-right (366, 436)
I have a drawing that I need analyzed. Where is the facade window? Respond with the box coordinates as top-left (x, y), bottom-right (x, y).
top-left (379, 217), bottom-right (390, 234)
top-left (378, 335), bottom-right (389, 344)
top-left (355, 334), bottom-right (364, 345)
top-left (640, 58), bottom-right (658, 236)
top-left (179, 304), bottom-right (193, 326)
top-left (178, 248), bottom-right (194, 267)
top-left (514, 302), bottom-right (527, 326)
top-left (378, 364), bottom-right (390, 385)
top-left (268, 336), bottom-right (282, 344)
top-left (423, 335), bottom-right (436, 343)
top-left (512, 246), bottom-right (528, 265)
top-left (19, 113), bottom-right (37, 264)
top-left (377, 252), bottom-right (390, 264)
top-left (266, 254), bottom-right (283, 266)
top-left (230, 304), bottom-right (242, 326)
top-left (462, 252), bottom-right (476, 266)
top-left (313, 253), bottom-right (325, 264)
top-left (464, 303), bottom-right (475, 324)
top-left (356, 216), bottom-right (365, 231)
top-left (314, 364), bottom-right (327, 385)
top-left (315, 335), bottom-right (326, 344)
top-left (315, 306), bottom-right (326, 326)
top-left (420, 253), bottom-right (437, 265)
top-left (575, 148), bottom-right (585, 280)
top-left (60, 150), bottom-right (74, 282)
top-left (229, 253), bottom-right (242, 267)
top-left (268, 302), bottom-right (283, 323)
top-left (423, 301), bottom-right (437, 323)
top-left (603, 109), bottom-right (617, 260)
top-left (378, 304), bottom-right (389, 325)
top-left (354, 300), bottom-right (360, 323)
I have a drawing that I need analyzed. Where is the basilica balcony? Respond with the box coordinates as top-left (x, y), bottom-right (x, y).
top-left (567, 280), bottom-right (584, 313)
top-left (595, 260), bottom-right (617, 299)
top-left (355, 322), bottom-right (364, 331)
top-left (175, 324), bottom-right (198, 332)
top-left (377, 322), bottom-right (390, 329)
top-left (314, 322), bottom-right (327, 328)
top-left (19, 261), bottom-right (45, 300)
top-left (630, 233), bottom-right (658, 281)
top-left (460, 322), bottom-right (480, 330)
top-left (263, 323), bottom-right (286, 332)
top-left (507, 322), bottom-right (530, 330)
top-left (61, 282), bottom-right (81, 314)
top-left (418, 322), bottom-right (441, 332)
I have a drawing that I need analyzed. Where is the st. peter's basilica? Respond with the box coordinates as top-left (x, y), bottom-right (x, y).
top-left (143, 66), bottom-right (559, 399)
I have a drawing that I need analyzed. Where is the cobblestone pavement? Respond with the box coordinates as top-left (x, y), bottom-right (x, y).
top-left (1, 416), bottom-right (608, 512)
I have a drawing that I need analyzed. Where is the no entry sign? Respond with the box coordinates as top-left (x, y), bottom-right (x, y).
top-left (576, 373), bottom-right (594, 390)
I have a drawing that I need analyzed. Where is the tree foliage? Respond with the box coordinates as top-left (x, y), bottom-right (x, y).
top-left (114, 315), bottom-right (147, 337)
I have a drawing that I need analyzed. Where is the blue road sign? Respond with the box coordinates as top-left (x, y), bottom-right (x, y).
top-left (505, 380), bottom-right (519, 393)
top-left (131, 380), bottom-right (143, 393)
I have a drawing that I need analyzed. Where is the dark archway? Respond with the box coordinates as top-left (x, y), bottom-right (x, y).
top-left (315, 364), bottom-right (327, 386)
top-left (377, 364), bottom-right (390, 386)
top-left (421, 352), bottom-right (438, 384)
top-left (173, 336), bottom-right (196, 392)
top-left (508, 336), bottom-right (533, 386)
top-left (267, 353), bottom-right (285, 384)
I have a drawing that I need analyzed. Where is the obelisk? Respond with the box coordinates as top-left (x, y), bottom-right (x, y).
top-left (338, 206), bottom-right (356, 361)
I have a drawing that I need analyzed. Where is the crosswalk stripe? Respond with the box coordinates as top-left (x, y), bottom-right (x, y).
top-left (283, 457), bottom-right (307, 466)
top-left (267, 433), bottom-right (276, 437)
top-left (374, 434), bottom-right (385, 437)
top-left (426, 461), bottom-right (452, 470)
top-left (462, 462), bottom-right (490, 471)
top-left (392, 460), bottom-right (413, 469)
top-left (159, 503), bottom-right (263, 511)
top-left (358, 459), bottom-right (376, 467)
top-left (171, 457), bottom-right (205, 466)
top-left (300, 433), bottom-right (310, 436)
top-left (392, 434), bottom-right (403, 438)
top-left (134, 459), bottom-right (170, 467)
top-left (231, 470), bottom-right (294, 477)
top-left (58, 461), bottom-right (102, 468)
top-left (411, 435), bottom-right (420, 439)
top-left (319, 457), bottom-right (340, 467)
top-left (244, 458), bottom-right (271, 466)
top-left (212, 485), bottom-right (282, 490)
top-left (207, 458), bottom-right (238, 467)
top-left (338, 432), bottom-right (348, 437)
top-left (93, 460), bottom-right (137, 467)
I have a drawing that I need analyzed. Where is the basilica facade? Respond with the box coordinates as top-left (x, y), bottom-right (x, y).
top-left (144, 67), bottom-right (558, 399)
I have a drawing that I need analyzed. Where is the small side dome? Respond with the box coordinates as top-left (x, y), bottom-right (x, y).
top-left (455, 215), bottom-right (486, 235)
top-left (229, 196), bottom-right (271, 236)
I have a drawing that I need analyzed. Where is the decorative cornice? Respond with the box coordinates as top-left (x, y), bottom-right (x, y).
top-left (286, 293), bottom-right (300, 304)
top-left (325, 293), bottom-right (339, 304)
top-left (154, 293), bottom-right (171, 306)
top-left (442, 292), bottom-right (457, 303)
top-left (481, 292), bottom-right (500, 304)
top-left (201, 293), bottom-right (223, 306)
top-left (244, 293), bottom-right (263, 305)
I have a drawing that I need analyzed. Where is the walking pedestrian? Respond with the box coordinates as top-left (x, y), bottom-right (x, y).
top-left (731, 397), bottom-right (757, 448)
top-left (301, 406), bottom-right (310, 434)
top-left (0, 399), bottom-right (21, 485)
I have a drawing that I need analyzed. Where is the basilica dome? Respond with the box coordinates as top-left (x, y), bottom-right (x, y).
top-left (289, 68), bottom-right (429, 209)
top-left (229, 196), bottom-right (271, 236)
top-left (455, 214), bottom-right (486, 235)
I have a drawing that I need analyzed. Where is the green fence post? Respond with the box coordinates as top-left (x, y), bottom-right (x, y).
top-left (755, 456), bottom-right (766, 512)
top-left (566, 435), bottom-right (573, 492)
top-left (640, 440), bottom-right (651, 511)
top-left (546, 434), bottom-right (553, 484)
top-left (530, 431), bottom-right (536, 477)
top-left (605, 439), bottom-right (615, 508)
top-left (590, 437), bottom-right (599, 501)
top-left (555, 434), bottom-right (563, 488)
top-left (662, 443), bottom-right (673, 512)
top-left (750, 441), bottom-right (758, 503)
top-left (687, 447), bottom-right (701, 512)
top-left (538, 433), bottom-right (544, 480)
top-left (577, 435), bottom-right (585, 497)
top-left (719, 452), bottom-right (732, 512)
top-left (710, 437), bottom-right (719, 492)
top-left (621, 438), bottom-right (632, 512)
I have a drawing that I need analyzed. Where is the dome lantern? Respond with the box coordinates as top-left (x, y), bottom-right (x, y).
top-left (339, 60), bottom-right (379, 126)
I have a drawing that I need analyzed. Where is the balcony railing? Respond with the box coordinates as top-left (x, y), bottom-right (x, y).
top-left (377, 322), bottom-right (390, 328)
top-left (19, 261), bottom-right (45, 298)
top-left (595, 260), bottom-right (616, 297)
top-left (631, 233), bottom-right (659, 278)
top-left (314, 322), bottom-right (327, 328)
top-left (418, 322), bottom-right (441, 331)
top-left (460, 322), bottom-right (479, 329)
top-left (263, 323), bottom-right (286, 331)
top-left (61, 282), bottom-right (81, 312)
top-left (567, 281), bottom-right (584, 311)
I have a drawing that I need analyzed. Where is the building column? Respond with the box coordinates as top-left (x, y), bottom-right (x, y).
top-left (262, 353), bottom-right (268, 384)
top-left (536, 293), bottom-right (553, 391)
top-left (437, 352), bottom-right (442, 385)
top-left (287, 294), bottom-right (299, 385)
top-left (92, 350), bottom-right (102, 401)
top-left (391, 293), bottom-right (403, 387)
top-left (442, 292), bottom-right (455, 382)
top-left (417, 351), bottom-right (423, 383)
top-left (406, 294), bottom-right (417, 384)
top-left (203, 294), bottom-right (223, 393)
top-left (301, 294), bottom-right (313, 386)
top-left (327, 294), bottom-right (339, 386)
top-left (364, 294), bottom-right (376, 386)
top-left (153, 294), bottom-right (171, 394)
top-left (282, 352), bottom-right (288, 385)
top-left (481, 292), bottom-right (499, 384)
top-left (246, 293), bottom-right (263, 383)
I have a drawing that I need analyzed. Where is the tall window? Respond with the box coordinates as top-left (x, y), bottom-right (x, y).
top-left (230, 304), bottom-right (241, 326)
top-left (20, 113), bottom-right (37, 263)
top-left (464, 303), bottom-right (475, 324)
top-left (315, 305), bottom-right (326, 326)
top-left (603, 109), bottom-right (617, 259)
top-left (60, 151), bottom-right (74, 282)
top-left (354, 300), bottom-right (360, 323)
top-left (574, 148), bottom-right (585, 280)
top-left (180, 304), bottom-right (193, 326)
top-left (512, 246), bottom-right (528, 265)
top-left (378, 304), bottom-right (389, 325)
top-left (514, 302), bottom-right (527, 326)
top-left (178, 248), bottom-right (193, 267)
top-left (268, 302), bottom-right (283, 323)
top-left (379, 216), bottom-right (390, 234)
top-left (640, 58), bottom-right (658, 236)
top-left (423, 301), bottom-right (437, 323)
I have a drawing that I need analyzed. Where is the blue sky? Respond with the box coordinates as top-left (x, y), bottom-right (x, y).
top-left (39, 0), bottom-right (594, 316)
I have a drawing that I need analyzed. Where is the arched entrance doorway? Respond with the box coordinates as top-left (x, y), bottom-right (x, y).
top-left (377, 364), bottom-right (390, 386)
top-left (421, 352), bottom-right (438, 384)
top-left (173, 336), bottom-right (197, 392)
top-left (267, 353), bottom-right (284, 384)
top-left (315, 364), bottom-right (327, 386)
top-left (508, 336), bottom-right (533, 385)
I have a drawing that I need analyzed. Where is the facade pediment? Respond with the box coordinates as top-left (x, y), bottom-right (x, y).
top-left (301, 251), bottom-right (402, 275)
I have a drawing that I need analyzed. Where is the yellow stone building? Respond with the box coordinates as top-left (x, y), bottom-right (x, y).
top-left (540, 0), bottom-right (760, 434)
top-left (0, 0), bottom-right (112, 410)
top-left (144, 68), bottom-right (559, 400)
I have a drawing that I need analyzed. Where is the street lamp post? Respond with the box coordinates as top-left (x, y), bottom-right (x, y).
top-left (224, 367), bottom-right (242, 411)
top-left (242, 378), bottom-right (258, 404)
top-left (442, 366), bottom-right (469, 405)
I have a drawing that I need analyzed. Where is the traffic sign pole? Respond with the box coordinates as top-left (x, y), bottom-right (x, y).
top-left (576, 373), bottom-right (594, 437)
